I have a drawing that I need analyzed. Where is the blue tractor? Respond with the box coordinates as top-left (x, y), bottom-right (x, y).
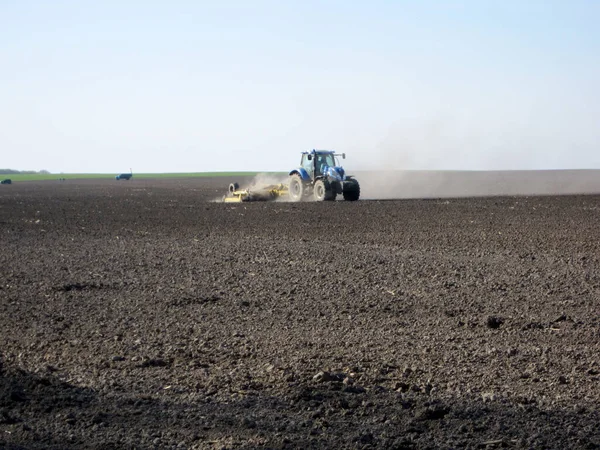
top-left (288, 150), bottom-right (360, 201)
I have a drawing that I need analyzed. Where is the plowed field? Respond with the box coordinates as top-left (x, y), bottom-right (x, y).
top-left (1, 178), bottom-right (599, 449)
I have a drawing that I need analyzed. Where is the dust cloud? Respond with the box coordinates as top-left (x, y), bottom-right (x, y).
top-left (347, 120), bottom-right (600, 199)
top-left (247, 173), bottom-right (288, 190)
top-left (219, 150), bottom-right (600, 202)
top-left (356, 170), bottom-right (600, 199)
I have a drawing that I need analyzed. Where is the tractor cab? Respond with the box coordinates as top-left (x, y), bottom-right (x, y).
top-left (301, 150), bottom-right (345, 180)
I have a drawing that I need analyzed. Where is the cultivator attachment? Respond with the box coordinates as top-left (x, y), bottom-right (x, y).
top-left (223, 182), bottom-right (289, 203)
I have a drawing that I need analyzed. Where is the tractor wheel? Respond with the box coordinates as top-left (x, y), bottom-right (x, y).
top-left (313, 179), bottom-right (336, 201)
top-left (343, 179), bottom-right (360, 201)
top-left (229, 182), bottom-right (240, 193)
top-left (326, 183), bottom-right (337, 201)
top-left (288, 174), bottom-right (304, 202)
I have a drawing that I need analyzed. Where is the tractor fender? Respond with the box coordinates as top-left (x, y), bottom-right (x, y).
top-left (289, 168), bottom-right (311, 182)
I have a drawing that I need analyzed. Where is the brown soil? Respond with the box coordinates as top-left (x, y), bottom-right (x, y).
top-left (1, 178), bottom-right (599, 449)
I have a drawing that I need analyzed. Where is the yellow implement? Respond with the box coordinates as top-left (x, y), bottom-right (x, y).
top-left (223, 182), bottom-right (289, 203)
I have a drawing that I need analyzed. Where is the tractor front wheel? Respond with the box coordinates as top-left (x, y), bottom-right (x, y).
top-left (343, 179), bottom-right (360, 201)
top-left (289, 174), bottom-right (304, 202)
top-left (313, 179), bottom-right (336, 201)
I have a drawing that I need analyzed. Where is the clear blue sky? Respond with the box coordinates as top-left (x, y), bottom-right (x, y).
top-left (1, 1), bottom-right (599, 173)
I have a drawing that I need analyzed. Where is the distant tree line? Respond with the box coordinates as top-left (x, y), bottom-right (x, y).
top-left (0, 169), bottom-right (50, 174)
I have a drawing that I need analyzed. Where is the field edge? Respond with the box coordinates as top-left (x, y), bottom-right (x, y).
top-left (1, 171), bottom-right (286, 182)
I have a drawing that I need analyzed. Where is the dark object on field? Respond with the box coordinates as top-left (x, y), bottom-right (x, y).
top-left (1, 179), bottom-right (12, 184)
top-left (116, 170), bottom-right (133, 180)
top-left (487, 316), bottom-right (504, 329)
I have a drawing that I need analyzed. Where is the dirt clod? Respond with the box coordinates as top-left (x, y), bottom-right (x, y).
top-left (486, 316), bottom-right (504, 329)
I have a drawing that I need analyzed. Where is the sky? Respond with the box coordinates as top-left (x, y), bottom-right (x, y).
top-left (1, 0), bottom-right (599, 173)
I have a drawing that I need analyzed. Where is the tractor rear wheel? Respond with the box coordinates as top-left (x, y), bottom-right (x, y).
top-left (313, 179), bottom-right (336, 201)
top-left (343, 179), bottom-right (360, 201)
top-left (288, 174), bottom-right (304, 202)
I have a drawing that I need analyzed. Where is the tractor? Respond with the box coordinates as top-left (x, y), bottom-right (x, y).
top-left (288, 150), bottom-right (360, 201)
top-left (1, 179), bottom-right (12, 184)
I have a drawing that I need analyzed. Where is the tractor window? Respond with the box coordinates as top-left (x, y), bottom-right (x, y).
top-left (315, 154), bottom-right (335, 174)
top-left (302, 155), bottom-right (313, 175)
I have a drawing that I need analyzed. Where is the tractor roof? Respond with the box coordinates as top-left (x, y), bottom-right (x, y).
top-left (302, 149), bottom-right (336, 155)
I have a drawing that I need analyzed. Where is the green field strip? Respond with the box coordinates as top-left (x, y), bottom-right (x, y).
top-left (1, 172), bottom-right (286, 182)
